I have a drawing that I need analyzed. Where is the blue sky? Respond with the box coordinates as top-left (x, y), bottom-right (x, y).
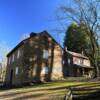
top-left (0, 0), bottom-right (65, 50)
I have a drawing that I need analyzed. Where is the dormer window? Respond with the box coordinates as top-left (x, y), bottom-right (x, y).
top-left (43, 50), bottom-right (49, 59)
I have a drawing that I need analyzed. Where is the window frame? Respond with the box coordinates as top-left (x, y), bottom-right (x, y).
top-left (17, 50), bottom-right (20, 59)
top-left (15, 67), bottom-right (19, 75)
top-left (43, 50), bottom-right (49, 59)
top-left (12, 54), bottom-right (15, 62)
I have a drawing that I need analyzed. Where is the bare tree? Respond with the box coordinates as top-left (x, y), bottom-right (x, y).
top-left (57, 0), bottom-right (100, 77)
top-left (0, 41), bottom-right (10, 82)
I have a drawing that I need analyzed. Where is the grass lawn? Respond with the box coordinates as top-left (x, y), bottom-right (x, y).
top-left (0, 78), bottom-right (100, 100)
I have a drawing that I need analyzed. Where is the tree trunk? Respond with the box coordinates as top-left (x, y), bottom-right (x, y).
top-left (89, 31), bottom-right (100, 77)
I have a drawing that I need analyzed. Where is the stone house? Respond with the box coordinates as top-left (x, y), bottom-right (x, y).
top-left (0, 63), bottom-right (2, 79)
top-left (5, 31), bottom-right (63, 86)
top-left (63, 49), bottom-right (93, 78)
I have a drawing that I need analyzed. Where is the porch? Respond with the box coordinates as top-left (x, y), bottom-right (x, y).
top-left (73, 64), bottom-right (94, 77)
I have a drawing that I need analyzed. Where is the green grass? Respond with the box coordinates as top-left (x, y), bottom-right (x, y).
top-left (0, 78), bottom-right (100, 100)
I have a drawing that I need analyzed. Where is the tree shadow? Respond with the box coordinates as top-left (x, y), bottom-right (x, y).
top-left (70, 82), bottom-right (100, 100)
top-left (25, 33), bottom-right (56, 83)
top-left (4, 32), bottom-right (64, 89)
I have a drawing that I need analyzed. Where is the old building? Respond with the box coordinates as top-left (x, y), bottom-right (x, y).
top-left (0, 63), bottom-right (2, 80)
top-left (5, 31), bottom-right (63, 86)
top-left (63, 49), bottom-right (93, 78)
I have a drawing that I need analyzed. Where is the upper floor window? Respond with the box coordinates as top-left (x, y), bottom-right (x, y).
top-left (73, 57), bottom-right (80, 65)
top-left (17, 50), bottom-right (20, 58)
top-left (83, 59), bottom-right (90, 66)
top-left (8, 57), bottom-right (11, 64)
top-left (12, 54), bottom-right (15, 62)
top-left (80, 59), bottom-right (83, 65)
top-left (43, 50), bottom-right (49, 59)
top-left (41, 66), bottom-right (49, 75)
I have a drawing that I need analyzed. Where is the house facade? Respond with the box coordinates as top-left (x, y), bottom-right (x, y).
top-left (63, 49), bottom-right (93, 78)
top-left (5, 31), bottom-right (63, 86)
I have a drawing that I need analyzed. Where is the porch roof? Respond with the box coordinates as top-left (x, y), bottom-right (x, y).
top-left (74, 64), bottom-right (94, 69)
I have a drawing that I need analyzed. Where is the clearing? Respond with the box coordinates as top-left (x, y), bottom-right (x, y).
top-left (0, 78), bottom-right (100, 100)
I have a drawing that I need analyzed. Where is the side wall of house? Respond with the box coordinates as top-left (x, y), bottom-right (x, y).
top-left (51, 45), bottom-right (63, 79)
top-left (63, 52), bottom-right (74, 77)
top-left (5, 45), bottom-right (24, 86)
top-left (22, 32), bottom-right (63, 82)
top-left (5, 32), bottom-right (63, 85)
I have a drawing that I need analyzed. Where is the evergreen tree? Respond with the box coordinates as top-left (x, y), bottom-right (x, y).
top-left (64, 23), bottom-right (90, 54)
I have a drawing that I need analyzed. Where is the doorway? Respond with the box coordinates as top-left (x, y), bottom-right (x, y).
top-left (10, 69), bottom-right (13, 85)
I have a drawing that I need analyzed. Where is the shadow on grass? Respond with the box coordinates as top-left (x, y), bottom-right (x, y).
top-left (0, 80), bottom-right (100, 91)
top-left (12, 93), bottom-right (44, 100)
top-left (73, 91), bottom-right (100, 100)
top-left (70, 82), bottom-right (100, 100)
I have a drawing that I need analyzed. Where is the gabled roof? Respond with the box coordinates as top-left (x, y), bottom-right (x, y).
top-left (7, 31), bottom-right (63, 57)
top-left (66, 50), bottom-right (88, 59)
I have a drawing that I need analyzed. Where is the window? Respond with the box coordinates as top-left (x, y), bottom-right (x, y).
top-left (15, 67), bottom-right (19, 75)
top-left (12, 54), bottom-right (15, 62)
top-left (41, 67), bottom-right (48, 75)
top-left (8, 57), bottom-right (11, 64)
top-left (80, 59), bottom-right (83, 65)
top-left (68, 59), bottom-right (71, 64)
top-left (62, 60), bottom-right (65, 64)
top-left (29, 57), bottom-right (33, 62)
top-left (43, 50), bottom-right (49, 59)
top-left (17, 50), bottom-right (20, 58)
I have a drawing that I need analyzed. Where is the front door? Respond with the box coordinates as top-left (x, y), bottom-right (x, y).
top-left (10, 69), bottom-right (13, 85)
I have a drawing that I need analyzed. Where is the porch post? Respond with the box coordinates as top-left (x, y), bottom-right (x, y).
top-left (82, 68), bottom-right (85, 76)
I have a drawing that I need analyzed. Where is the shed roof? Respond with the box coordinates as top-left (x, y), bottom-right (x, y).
top-left (74, 64), bottom-right (93, 69)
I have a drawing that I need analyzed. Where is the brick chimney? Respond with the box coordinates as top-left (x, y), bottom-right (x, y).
top-left (30, 32), bottom-right (37, 37)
